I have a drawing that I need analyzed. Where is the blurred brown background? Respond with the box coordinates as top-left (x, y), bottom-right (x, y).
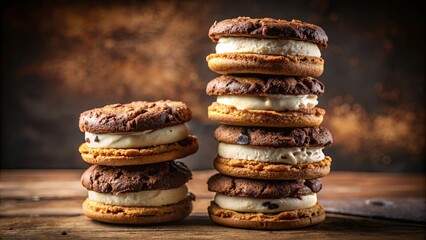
top-left (1, 0), bottom-right (424, 171)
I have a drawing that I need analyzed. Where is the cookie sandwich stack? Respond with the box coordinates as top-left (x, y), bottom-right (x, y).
top-left (205, 17), bottom-right (333, 230)
top-left (78, 100), bottom-right (198, 224)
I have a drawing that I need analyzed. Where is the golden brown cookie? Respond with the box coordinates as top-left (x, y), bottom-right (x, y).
top-left (78, 136), bottom-right (198, 166)
top-left (206, 53), bottom-right (324, 76)
top-left (213, 156), bottom-right (332, 180)
top-left (208, 102), bottom-right (324, 127)
top-left (82, 194), bottom-right (194, 224)
top-left (208, 201), bottom-right (325, 230)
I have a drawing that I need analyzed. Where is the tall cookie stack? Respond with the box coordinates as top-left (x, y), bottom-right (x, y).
top-left (77, 100), bottom-right (198, 224)
top-left (205, 17), bottom-right (333, 230)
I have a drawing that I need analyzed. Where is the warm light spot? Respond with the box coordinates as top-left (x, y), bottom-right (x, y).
top-left (324, 95), bottom-right (425, 159)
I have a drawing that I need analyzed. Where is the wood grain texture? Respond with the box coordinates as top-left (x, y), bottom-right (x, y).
top-left (1, 170), bottom-right (424, 199)
top-left (0, 170), bottom-right (425, 239)
top-left (0, 215), bottom-right (424, 240)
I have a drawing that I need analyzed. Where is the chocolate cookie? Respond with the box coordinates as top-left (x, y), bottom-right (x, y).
top-left (208, 174), bottom-right (321, 199)
top-left (79, 100), bottom-right (192, 134)
top-left (208, 102), bottom-right (325, 127)
top-left (206, 75), bottom-right (325, 96)
top-left (209, 17), bottom-right (328, 48)
top-left (214, 125), bottom-right (333, 148)
top-left (81, 161), bottom-right (192, 194)
top-left (206, 17), bottom-right (328, 76)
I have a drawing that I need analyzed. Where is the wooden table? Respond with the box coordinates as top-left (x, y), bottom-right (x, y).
top-left (0, 170), bottom-right (425, 239)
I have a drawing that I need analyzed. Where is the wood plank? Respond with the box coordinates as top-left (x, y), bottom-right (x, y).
top-left (0, 170), bottom-right (86, 199)
top-left (0, 170), bottom-right (216, 200)
top-left (0, 199), bottom-right (82, 217)
top-left (0, 214), bottom-right (424, 240)
top-left (319, 172), bottom-right (426, 200)
top-left (2, 197), bottom-right (424, 222)
top-left (1, 170), bottom-right (425, 221)
top-left (0, 170), bottom-right (425, 239)
top-left (1, 170), bottom-right (424, 200)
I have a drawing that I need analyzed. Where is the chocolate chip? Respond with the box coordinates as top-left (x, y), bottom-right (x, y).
top-left (236, 132), bottom-right (250, 145)
top-left (262, 201), bottom-right (279, 210)
top-left (247, 82), bottom-right (259, 93)
top-left (94, 136), bottom-right (100, 142)
top-left (85, 138), bottom-right (91, 143)
top-left (61, 231), bottom-right (67, 235)
top-left (304, 179), bottom-right (322, 192)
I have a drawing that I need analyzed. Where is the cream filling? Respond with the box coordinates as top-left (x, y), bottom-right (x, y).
top-left (214, 193), bottom-right (317, 213)
top-left (218, 143), bottom-right (324, 165)
top-left (85, 124), bottom-right (188, 149)
top-left (216, 37), bottom-right (321, 57)
top-left (216, 95), bottom-right (317, 111)
top-left (87, 185), bottom-right (188, 207)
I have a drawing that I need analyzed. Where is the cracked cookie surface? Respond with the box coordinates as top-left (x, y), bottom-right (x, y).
top-left (81, 161), bottom-right (192, 194)
top-left (208, 173), bottom-right (321, 198)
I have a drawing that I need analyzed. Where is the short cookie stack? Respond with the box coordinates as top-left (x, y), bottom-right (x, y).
top-left (205, 17), bottom-right (333, 230)
top-left (78, 100), bottom-right (198, 224)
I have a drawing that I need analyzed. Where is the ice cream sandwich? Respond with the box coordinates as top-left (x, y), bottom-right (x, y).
top-left (213, 125), bottom-right (332, 180)
top-left (206, 75), bottom-right (326, 127)
top-left (207, 174), bottom-right (325, 230)
top-left (207, 17), bottom-right (328, 77)
top-left (81, 162), bottom-right (194, 224)
top-left (78, 100), bottom-right (198, 166)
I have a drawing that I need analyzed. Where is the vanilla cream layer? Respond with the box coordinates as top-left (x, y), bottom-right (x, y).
top-left (216, 37), bottom-right (321, 57)
top-left (87, 185), bottom-right (188, 207)
top-left (215, 193), bottom-right (317, 213)
top-left (216, 95), bottom-right (318, 111)
top-left (218, 143), bottom-right (324, 165)
top-left (85, 124), bottom-right (188, 149)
